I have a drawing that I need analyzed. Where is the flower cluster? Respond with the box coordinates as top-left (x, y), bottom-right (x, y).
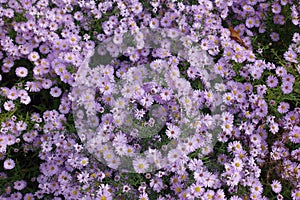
top-left (0, 0), bottom-right (299, 199)
top-left (71, 29), bottom-right (223, 175)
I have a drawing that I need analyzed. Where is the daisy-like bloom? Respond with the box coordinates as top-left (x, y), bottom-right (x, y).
top-left (25, 81), bottom-right (42, 92)
top-left (281, 82), bottom-right (293, 94)
top-left (251, 180), bottom-right (263, 195)
top-left (228, 141), bottom-right (243, 153)
top-left (273, 14), bottom-right (285, 25)
top-left (272, 3), bottom-right (281, 14)
top-left (4, 100), bottom-right (15, 111)
top-left (4, 158), bottom-right (15, 170)
top-left (291, 189), bottom-right (300, 200)
top-left (185, 137), bottom-right (198, 153)
top-left (10, 192), bottom-right (22, 199)
top-left (292, 32), bottom-right (300, 43)
top-left (221, 121), bottom-right (233, 134)
top-left (123, 185), bottom-right (131, 193)
top-left (270, 32), bottom-right (280, 42)
top-left (13, 180), bottom-right (27, 191)
top-left (139, 192), bottom-right (149, 200)
top-left (141, 93), bottom-right (154, 108)
top-left (266, 75), bottom-right (278, 88)
top-left (250, 134), bottom-right (262, 146)
top-left (202, 172), bottom-right (217, 188)
top-left (276, 66), bottom-right (287, 77)
top-left (123, 145), bottom-right (135, 157)
top-left (277, 194), bottom-right (284, 200)
top-left (222, 112), bottom-right (234, 123)
top-left (166, 123), bottom-right (181, 139)
top-left (167, 149), bottom-right (182, 163)
top-left (270, 122), bottom-right (279, 134)
top-left (289, 126), bottom-right (300, 143)
top-left (160, 88), bottom-right (172, 101)
top-left (28, 51), bottom-right (40, 62)
top-left (149, 18), bottom-right (159, 29)
top-left (160, 16), bottom-right (172, 28)
top-left (15, 67), bottom-right (28, 78)
top-left (232, 157), bottom-right (244, 171)
top-left (250, 193), bottom-right (262, 200)
top-left (203, 190), bottom-right (215, 200)
top-left (223, 92), bottom-right (234, 105)
top-left (282, 74), bottom-right (295, 84)
top-left (7, 87), bottom-right (18, 100)
top-left (271, 180), bottom-right (282, 193)
top-left (278, 102), bottom-right (290, 114)
top-left (103, 150), bottom-right (116, 163)
top-left (134, 108), bottom-right (145, 120)
top-left (50, 86), bottom-right (62, 97)
top-left (284, 49), bottom-right (298, 63)
top-left (230, 196), bottom-right (243, 200)
top-left (24, 193), bottom-right (34, 200)
top-left (133, 158), bottom-right (149, 173)
top-left (77, 171), bottom-right (90, 184)
top-left (150, 177), bottom-right (164, 192)
top-left (245, 17), bottom-right (255, 28)
top-left (80, 157), bottom-right (89, 167)
top-left (217, 154), bottom-right (227, 165)
top-left (18, 89), bottom-right (28, 99)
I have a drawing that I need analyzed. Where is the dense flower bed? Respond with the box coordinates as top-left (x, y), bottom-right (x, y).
top-left (0, 0), bottom-right (300, 199)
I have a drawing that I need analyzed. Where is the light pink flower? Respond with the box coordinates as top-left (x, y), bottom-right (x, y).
top-left (4, 158), bottom-right (15, 170)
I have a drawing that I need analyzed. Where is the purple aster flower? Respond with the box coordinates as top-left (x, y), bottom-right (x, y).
top-left (256, 85), bottom-right (267, 95)
top-left (270, 122), bottom-right (279, 134)
top-left (271, 180), bottom-right (282, 193)
top-left (284, 49), bottom-right (298, 63)
top-left (272, 3), bottom-right (281, 14)
top-left (140, 93), bottom-right (154, 108)
top-left (250, 180), bottom-right (263, 195)
top-left (4, 100), bottom-right (15, 111)
top-left (50, 86), bottom-right (62, 97)
top-left (280, 0), bottom-right (288, 5)
top-left (267, 75), bottom-right (278, 88)
top-left (255, 105), bottom-right (268, 118)
top-left (273, 14), bottom-right (285, 25)
top-left (160, 88), bottom-right (173, 101)
top-left (270, 32), bottom-right (280, 42)
top-left (28, 51), bottom-right (40, 62)
top-left (5, 134), bottom-right (15, 146)
top-left (245, 17), bottom-right (255, 28)
top-left (275, 66), bottom-right (287, 77)
top-left (23, 193), bottom-right (34, 200)
top-left (282, 74), bottom-right (295, 84)
top-left (160, 16), bottom-right (172, 28)
top-left (281, 82), bottom-right (293, 94)
top-left (61, 71), bottom-right (73, 84)
top-left (250, 65), bottom-right (263, 80)
top-left (292, 32), bottom-right (300, 43)
top-left (228, 140), bottom-right (243, 154)
top-left (18, 89), bottom-right (28, 99)
top-left (41, 79), bottom-right (53, 89)
top-left (4, 158), bottom-right (15, 170)
top-left (58, 103), bottom-right (70, 114)
top-left (166, 123), bottom-right (181, 139)
top-left (289, 126), bottom-right (300, 143)
top-left (278, 102), bottom-right (290, 114)
top-left (10, 191), bottom-right (22, 200)
top-left (25, 81), bottom-right (42, 92)
top-left (7, 87), bottom-right (18, 100)
top-left (149, 18), bottom-right (159, 29)
top-left (13, 180), bottom-right (27, 191)
top-left (133, 157), bottom-right (149, 173)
